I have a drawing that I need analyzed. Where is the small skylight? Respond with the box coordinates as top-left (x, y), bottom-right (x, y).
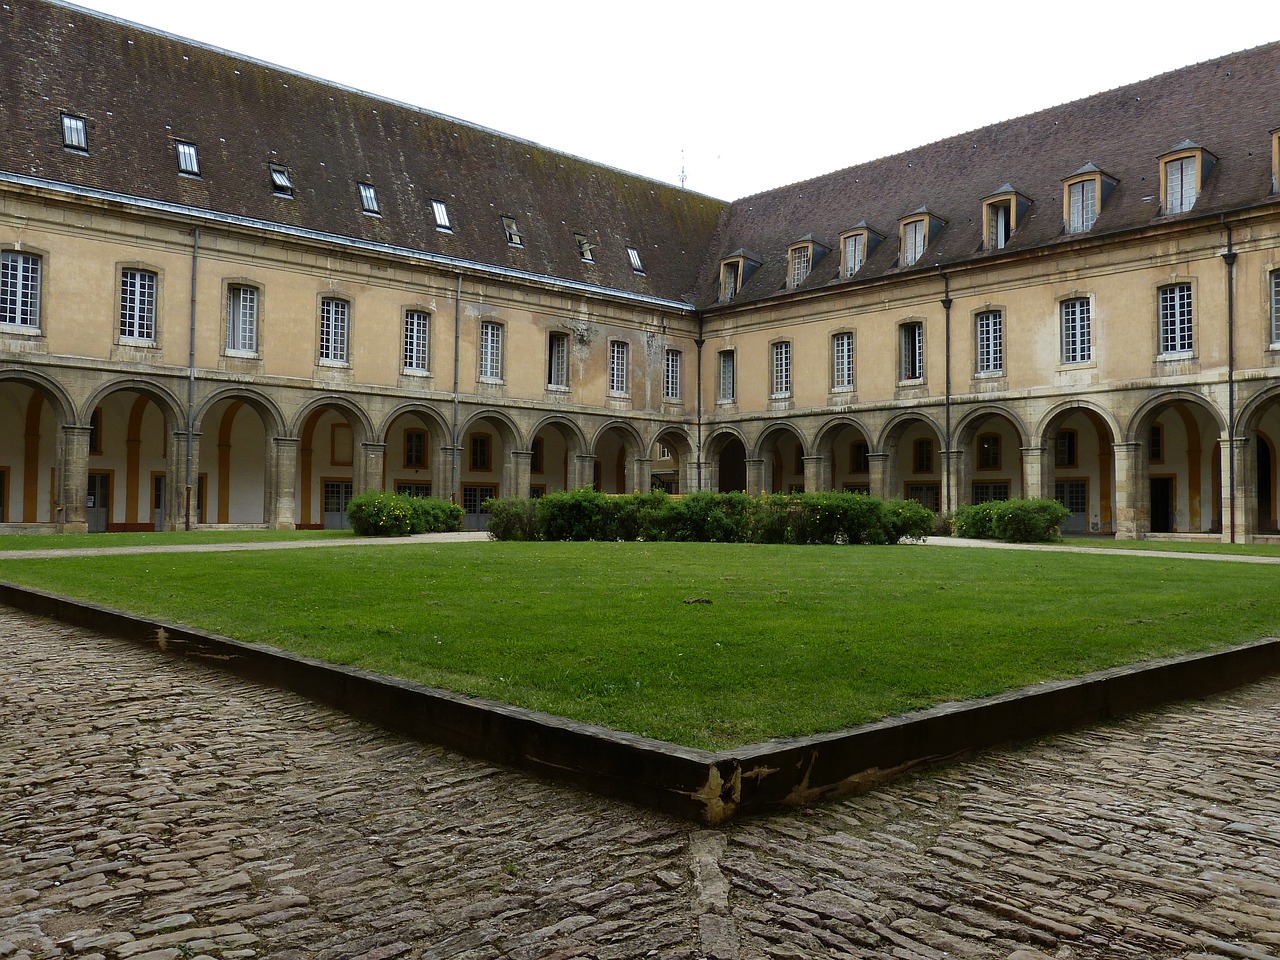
top-left (575, 233), bottom-right (594, 262)
top-left (358, 182), bottom-right (380, 215)
top-left (432, 199), bottom-right (452, 232)
top-left (626, 246), bottom-right (645, 274)
top-left (61, 113), bottom-right (87, 151)
top-left (175, 141), bottom-right (200, 176)
top-left (502, 216), bottom-right (523, 247)
top-left (270, 164), bottom-right (294, 197)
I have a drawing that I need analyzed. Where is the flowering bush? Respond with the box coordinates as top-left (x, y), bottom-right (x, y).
top-left (952, 498), bottom-right (1068, 542)
top-left (347, 491), bottom-right (462, 536)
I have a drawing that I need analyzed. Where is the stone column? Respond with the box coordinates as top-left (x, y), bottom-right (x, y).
top-left (868, 452), bottom-right (890, 500)
top-left (269, 437), bottom-right (299, 530)
top-left (745, 458), bottom-right (765, 495)
top-left (802, 455), bottom-right (828, 492)
top-left (171, 430), bottom-right (202, 530)
top-left (633, 456), bottom-right (652, 494)
top-left (59, 424), bottom-right (92, 534)
top-left (1222, 435), bottom-right (1253, 543)
top-left (442, 445), bottom-right (462, 503)
top-left (359, 442), bottom-right (386, 496)
top-left (575, 454), bottom-right (597, 491)
top-left (1113, 441), bottom-right (1145, 540)
top-left (943, 448), bottom-right (966, 514)
top-left (510, 449), bottom-right (533, 499)
top-left (1021, 444), bottom-right (1048, 501)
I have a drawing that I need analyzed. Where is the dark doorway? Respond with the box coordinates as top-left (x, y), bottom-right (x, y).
top-left (718, 438), bottom-right (747, 492)
top-left (1260, 436), bottom-right (1275, 532)
top-left (1150, 477), bottom-right (1174, 533)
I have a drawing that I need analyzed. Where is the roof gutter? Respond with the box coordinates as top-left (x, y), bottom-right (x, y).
top-left (0, 172), bottom-right (699, 315)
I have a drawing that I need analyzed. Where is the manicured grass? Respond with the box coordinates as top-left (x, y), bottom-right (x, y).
top-left (4, 541), bottom-right (1278, 751)
top-left (1060, 537), bottom-right (1280, 556)
top-left (0, 529), bottom-right (354, 551)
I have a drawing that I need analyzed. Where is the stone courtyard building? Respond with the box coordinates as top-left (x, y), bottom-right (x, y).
top-left (2, 0), bottom-right (1279, 539)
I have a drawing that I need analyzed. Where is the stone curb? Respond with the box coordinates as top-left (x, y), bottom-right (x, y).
top-left (4, 578), bottom-right (1278, 825)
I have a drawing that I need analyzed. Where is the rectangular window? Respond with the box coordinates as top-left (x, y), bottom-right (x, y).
top-left (396, 481), bottom-right (432, 498)
top-left (547, 332), bottom-right (569, 388)
top-left (1149, 424), bottom-right (1164, 463)
top-left (900, 322), bottom-right (924, 381)
top-left (479, 320), bottom-right (503, 381)
top-left (1165, 156), bottom-right (1197, 214)
top-left (717, 350), bottom-right (735, 402)
top-left (175, 141), bottom-right (200, 176)
top-left (664, 349), bottom-right (682, 400)
top-left (358, 182), bottom-right (380, 215)
top-left (403, 429), bottom-right (426, 468)
top-left (403, 310), bottom-right (429, 372)
top-left (319, 298), bottom-right (349, 363)
top-left (902, 220), bottom-right (926, 266)
top-left (906, 482), bottom-right (940, 512)
top-left (771, 341), bottom-right (792, 398)
top-left (978, 434), bottom-right (1001, 470)
top-left (1, 251), bottom-right (41, 327)
top-left (462, 484), bottom-right (498, 514)
top-left (1068, 179), bottom-right (1097, 233)
top-left (575, 233), bottom-right (594, 262)
top-left (531, 437), bottom-right (545, 473)
top-left (1159, 284), bottom-right (1193, 355)
top-left (973, 481), bottom-right (1011, 504)
top-left (852, 442), bottom-right (869, 473)
top-left (431, 199), bottom-right (452, 231)
top-left (1271, 270), bottom-right (1280, 346)
top-left (789, 246), bottom-right (811, 288)
top-left (1060, 298), bottom-right (1092, 364)
top-left (1055, 479), bottom-right (1087, 515)
top-left (270, 164), bottom-right (294, 197)
top-left (986, 200), bottom-right (1012, 250)
top-left (609, 340), bottom-right (629, 395)
top-left (627, 246), bottom-right (645, 274)
top-left (914, 438), bottom-right (933, 473)
top-left (832, 331), bottom-right (854, 390)
top-left (470, 434), bottom-right (491, 471)
top-left (976, 310), bottom-right (1003, 374)
top-left (721, 261), bottom-right (739, 301)
top-left (119, 269), bottom-right (157, 341)
top-left (225, 285), bottom-right (258, 353)
top-left (843, 233), bottom-right (865, 277)
top-left (502, 216), bottom-right (522, 246)
top-left (61, 113), bottom-right (87, 151)
top-left (1056, 430), bottom-right (1079, 468)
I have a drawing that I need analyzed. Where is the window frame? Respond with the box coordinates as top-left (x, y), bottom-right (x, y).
top-left (626, 246), bottom-right (645, 274)
top-left (547, 331), bottom-right (570, 389)
top-left (984, 198), bottom-right (1013, 251)
top-left (1056, 429), bottom-right (1078, 468)
top-left (1157, 282), bottom-right (1194, 357)
top-left (318, 296), bottom-right (350, 365)
top-left (977, 433), bottom-right (1002, 471)
top-left (831, 330), bottom-right (855, 391)
top-left (913, 438), bottom-right (934, 475)
top-left (502, 215), bottom-right (522, 247)
top-left (717, 349), bottom-right (735, 403)
top-left (975, 309), bottom-right (1004, 375)
top-left (771, 340), bottom-right (792, 399)
top-left (1065, 176), bottom-right (1098, 234)
top-left (0, 250), bottom-right (42, 329)
top-left (403, 428), bottom-right (427, 469)
top-left (1060, 297), bottom-right (1092, 365)
top-left (901, 218), bottom-right (927, 267)
top-left (899, 321), bottom-right (924, 383)
top-left (1270, 269), bottom-right (1280, 347)
top-left (840, 230), bottom-right (867, 277)
top-left (402, 308), bottom-right (430, 373)
top-left (663, 348), bottom-right (682, 401)
top-left (608, 339), bottom-right (630, 396)
top-left (357, 182), bottom-right (380, 216)
top-left (720, 260), bottom-right (740, 301)
top-left (269, 164), bottom-right (294, 198)
top-left (225, 283), bottom-right (260, 355)
top-left (575, 233), bottom-right (594, 262)
top-left (787, 243), bottom-right (812, 290)
top-left (61, 113), bottom-right (88, 152)
top-left (469, 433), bottom-right (493, 472)
top-left (175, 140), bottom-right (200, 176)
top-left (118, 267), bottom-right (158, 343)
top-left (431, 199), bottom-right (452, 232)
top-left (478, 320), bottom-right (504, 382)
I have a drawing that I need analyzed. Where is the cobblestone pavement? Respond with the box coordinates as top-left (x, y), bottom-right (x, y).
top-left (3, 606), bottom-right (1279, 960)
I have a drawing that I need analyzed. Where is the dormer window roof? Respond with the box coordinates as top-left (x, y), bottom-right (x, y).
top-left (1062, 163), bottom-right (1117, 235)
top-left (719, 249), bottom-right (761, 302)
top-left (786, 235), bottom-right (829, 290)
top-left (898, 208), bottom-right (945, 268)
top-left (175, 140), bottom-right (200, 176)
top-left (981, 186), bottom-right (1031, 251)
top-left (839, 222), bottom-right (882, 278)
top-left (1159, 140), bottom-right (1216, 216)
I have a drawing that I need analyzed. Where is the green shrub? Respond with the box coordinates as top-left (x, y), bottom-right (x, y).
top-left (347, 491), bottom-right (461, 536)
top-left (484, 497), bottom-right (540, 541)
top-left (952, 502), bottom-right (998, 539)
top-left (953, 498), bottom-right (1069, 543)
top-left (882, 498), bottom-right (936, 542)
top-left (535, 487), bottom-right (610, 541)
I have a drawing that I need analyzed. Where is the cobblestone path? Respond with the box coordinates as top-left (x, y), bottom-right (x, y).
top-left (3, 606), bottom-right (1279, 960)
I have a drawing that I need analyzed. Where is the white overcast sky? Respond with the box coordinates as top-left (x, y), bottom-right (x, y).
top-left (69, 0), bottom-right (1275, 201)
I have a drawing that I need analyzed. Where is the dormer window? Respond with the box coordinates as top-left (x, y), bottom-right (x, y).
top-left (175, 141), bottom-right (200, 176)
top-left (61, 113), bottom-right (87, 151)
top-left (502, 216), bottom-right (522, 247)
top-left (838, 224), bottom-right (881, 278)
top-left (981, 187), bottom-right (1030, 251)
top-left (1272, 128), bottom-right (1280, 194)
top-left (627, 246), bottom-right (645, 274)
top-left (1062, 164), bottom-right (1116, 235)
top-left (786, 237), bottom-right (828, 290)
top-left (269, 164), bottom-right (294, 198)
top-left (1159, 142), bottom-right (1215, 216)
top-left (575, 233), bottom-right (594, 262)
top-left (719, 250), bottom-right (760, 302)
top-left (899, 210), bottom-right (943, 268)
top-left (431, 199), bottom-right (452, 232)
top-left (358, 182), bottom-right (380, 215)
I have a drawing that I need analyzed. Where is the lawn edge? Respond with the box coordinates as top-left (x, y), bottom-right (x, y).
top-left (5, 578), bottom-right (1278, 825)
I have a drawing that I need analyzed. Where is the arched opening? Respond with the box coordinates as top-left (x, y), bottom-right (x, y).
top-left (1041, 406), bottom-right (1116, 535)
top-left (758, 426), bottom-right (805, 493)
top-left (716, 436), bottom-right (747, 493)
top-left (0, 378), bottom-right (64, 527)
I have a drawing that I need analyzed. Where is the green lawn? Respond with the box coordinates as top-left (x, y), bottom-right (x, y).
top-left (4, 541), bottom-right (1278, 751)
top-left (0, 529), bottom-right (355, 551)
top-left (1059, 537), bottom-right (1280, 556)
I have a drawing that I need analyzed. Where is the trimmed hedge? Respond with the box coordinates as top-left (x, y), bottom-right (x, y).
top-left (483, 489), bottom-right (935, 545)
top-left (952, 498), bottom-right (1070, 543)
top-left (347, 491), bottom-right (464, 537)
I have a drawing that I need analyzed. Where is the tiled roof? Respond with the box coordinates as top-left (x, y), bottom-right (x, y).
top-left (0, 0), bottom-right (727, 305)
top-left (696, 41), bottom-right (1280, 307)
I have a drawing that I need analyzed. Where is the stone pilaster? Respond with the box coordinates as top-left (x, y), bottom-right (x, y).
top-left (359, 441), bottom-right (386, 495)
top-left (269, 437), bottom-right (299, 530)
top-left (802, 455), bottom-right (827, 493)
top-left (1113, 441), bottom-right (1145, 540)
top-left (59, 424), bottom-right (92, 534)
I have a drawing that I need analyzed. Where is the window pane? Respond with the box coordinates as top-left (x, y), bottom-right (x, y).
top-left (772, 341), bottom-right (791, 397)
top-left (1, 252), bottom-right (41, 327)
top-left (403, 310), bottom-right (429, 370)
top-left (664, 349), bottom-right (681, 399)
top-left (119, 270), bottom-right (157, 340)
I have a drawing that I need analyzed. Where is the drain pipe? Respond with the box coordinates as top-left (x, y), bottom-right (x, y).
top-left (1221, 222), bottom-right (1237, 542)
top-left (695, 320), bottom-right (705, 492)
top-left (451, 272), bottom-right (462, 504)
top-left (185, 226), bottom-right (200, 531)
top-left (939, 268), bottom-right (954, 514)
